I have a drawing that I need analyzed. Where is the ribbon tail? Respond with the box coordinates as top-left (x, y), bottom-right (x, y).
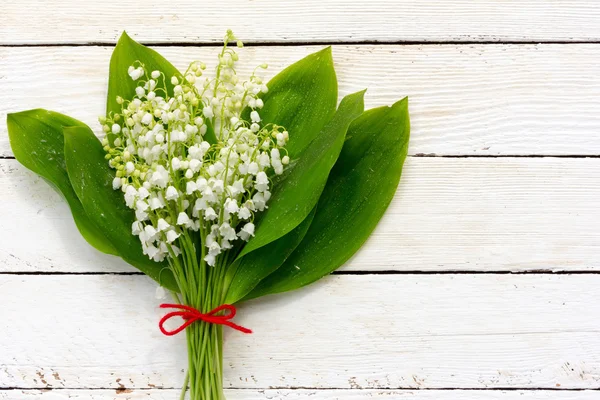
top-left (223, 321), bottom-right (253, 334)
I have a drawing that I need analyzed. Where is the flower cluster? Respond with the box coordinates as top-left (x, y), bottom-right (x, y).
top-left (99, 30), bottom-right (289, 266)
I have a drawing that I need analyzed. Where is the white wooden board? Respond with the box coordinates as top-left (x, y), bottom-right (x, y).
top-left (1, 157), bottom-right (598, 274)
top-left (2, 389), bottom-right (599, 399)
top-left (1, 44), bottom-right (599, 157)
top-left (1, 274), bottom-right (600, 390)
top-left (2, 1), bottom-right (600, 44)
top-left (2, 1), bottom-right (599, 397)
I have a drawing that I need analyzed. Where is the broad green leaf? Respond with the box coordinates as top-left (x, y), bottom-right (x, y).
top-left (6, 109), bottom-right (118, 256)
top-left (224, 207), bottom-right (316, 305)
top-left (203, 118), bottom-right (218, 145)
top-left (244, 98), bottom-right (410, 299)
top-left (107, 31), bottom-right (179, 116)
top-left (63, 125), bottom-right (178, 291)
top-left (237, 90), bottom-right (365, 260)
top-left (257, 46), bottom-right (338, 159)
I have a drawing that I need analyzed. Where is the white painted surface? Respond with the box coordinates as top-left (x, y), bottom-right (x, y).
top-left (1, 275), bottom-right (600, 390)
top-left (2, 389), bottom-right (599, 400)
top-left (1, 157), bottom-right (598, 273)
top-left (2, 45), bottom-right (599, 156)
top-left (1, 1), bottom-right (599, 398)
top-left (2, 1), bottom-right (600, 44)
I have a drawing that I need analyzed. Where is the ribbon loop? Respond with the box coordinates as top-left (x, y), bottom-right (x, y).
top-left (158, 303), bottom-right (252, 336)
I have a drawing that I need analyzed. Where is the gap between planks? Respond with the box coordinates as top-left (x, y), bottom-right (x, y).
top-left (1, 387), bottom-right (600, 391)
top-left (2, 271), bottom-right (600, 276)
top-left (3, 40), bottom-right (600, 47)
top-left (3, 155), bottom-right (600, 160)
top-left (3, 389), bottom-right (600, 400)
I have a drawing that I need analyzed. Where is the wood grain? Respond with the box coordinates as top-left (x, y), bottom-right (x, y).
top-left (2, 1), bottom-right (600, 44)
top-left (1, 45), bottom-right (599, 157)
top-left (1, 157), bottom-right (598, 274)
top-left (2, 389), bottom-right (599, 399)
top-left (2, 3), bottom-right (599, 396)
top-left (1, 274), bottom-right (600, 390)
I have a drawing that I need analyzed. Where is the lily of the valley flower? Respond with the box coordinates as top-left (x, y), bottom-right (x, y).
top-left (101, 30), bottom-right (289, 266)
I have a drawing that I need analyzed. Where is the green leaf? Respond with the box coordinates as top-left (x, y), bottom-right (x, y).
top-left (224, 207), bottom-right (316, 305)
top-left (6, 109), bottom-right (118, 256)
top-left (244, 98), bottom-right (410, 299)
top-left (107, 31), bottom-right (179, 116)
top-left (63, 125), bottom-right (178, 291)
top-left (257, 46), bottom-right (338, 159)
top-left (203, 118), bottom-right (218, 145)
top-left (237, 90), bottom-right (366, 260)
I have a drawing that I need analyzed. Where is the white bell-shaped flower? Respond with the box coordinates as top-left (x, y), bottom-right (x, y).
top-left (177, 212), bottom-right (192, 227)
top-left (227, 179), bottom-right (245, 197)
top-left (112, 177), bottom-right (123, 190)
top-left (165, 186), bottom-right (179, 201)
top-left (219, 222), bottom-right (237, 241)
top-left (238, 206), bottom-right (251, 220)
top-left (255, 171), bottom-right (269, 192)
top-left (238, 222), bottom-right (255, 241)
top-left (186, 181), bottom-right (197, 195)
top-left (138, 187), bottom-right (150, 199)
top-left (157, 218), bottom-right (171, 231)
top-left (204, 207), bottom-right (218, 221)
top-left (224, 198), bottom-right (239, 215)
top-left (166, 229), bottom-right (180, 243)
top-left (131, 221), bottom-right (143, 235)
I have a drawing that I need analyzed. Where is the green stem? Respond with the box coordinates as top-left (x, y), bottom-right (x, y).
top-left (179, 370), bottom-right (189, 400)
top-left (185, 321), bottom-right (224, 399)
top-left (173, 260), bottom-right (225, 400)
top-left (170, 227), bottom-right (229, 400)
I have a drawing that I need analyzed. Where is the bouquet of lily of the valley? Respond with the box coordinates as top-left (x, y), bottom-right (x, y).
top-left (7, 31), bottom-right (409, 399)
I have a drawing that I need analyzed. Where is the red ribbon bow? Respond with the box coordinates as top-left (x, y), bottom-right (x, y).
top-left (159, 303), bottom-right (253, 336)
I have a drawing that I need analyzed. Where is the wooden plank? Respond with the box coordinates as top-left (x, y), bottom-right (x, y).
top-left (1, 274), bottom-right (600, 389)
top-left (2, 1), bottom-right (600, 44)
top-left (2, 389), bottom-right (599, 399)
top-left (1, 157), bottom-right (598, 273)
top-left (1, 44), bottom-right (599, 156)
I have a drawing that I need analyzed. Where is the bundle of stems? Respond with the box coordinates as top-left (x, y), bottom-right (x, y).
top-left (170, 235), bottom-right (234, 400)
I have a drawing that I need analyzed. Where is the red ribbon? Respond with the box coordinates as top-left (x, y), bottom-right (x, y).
top-left (158, 303), bottom-right (252, 335)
